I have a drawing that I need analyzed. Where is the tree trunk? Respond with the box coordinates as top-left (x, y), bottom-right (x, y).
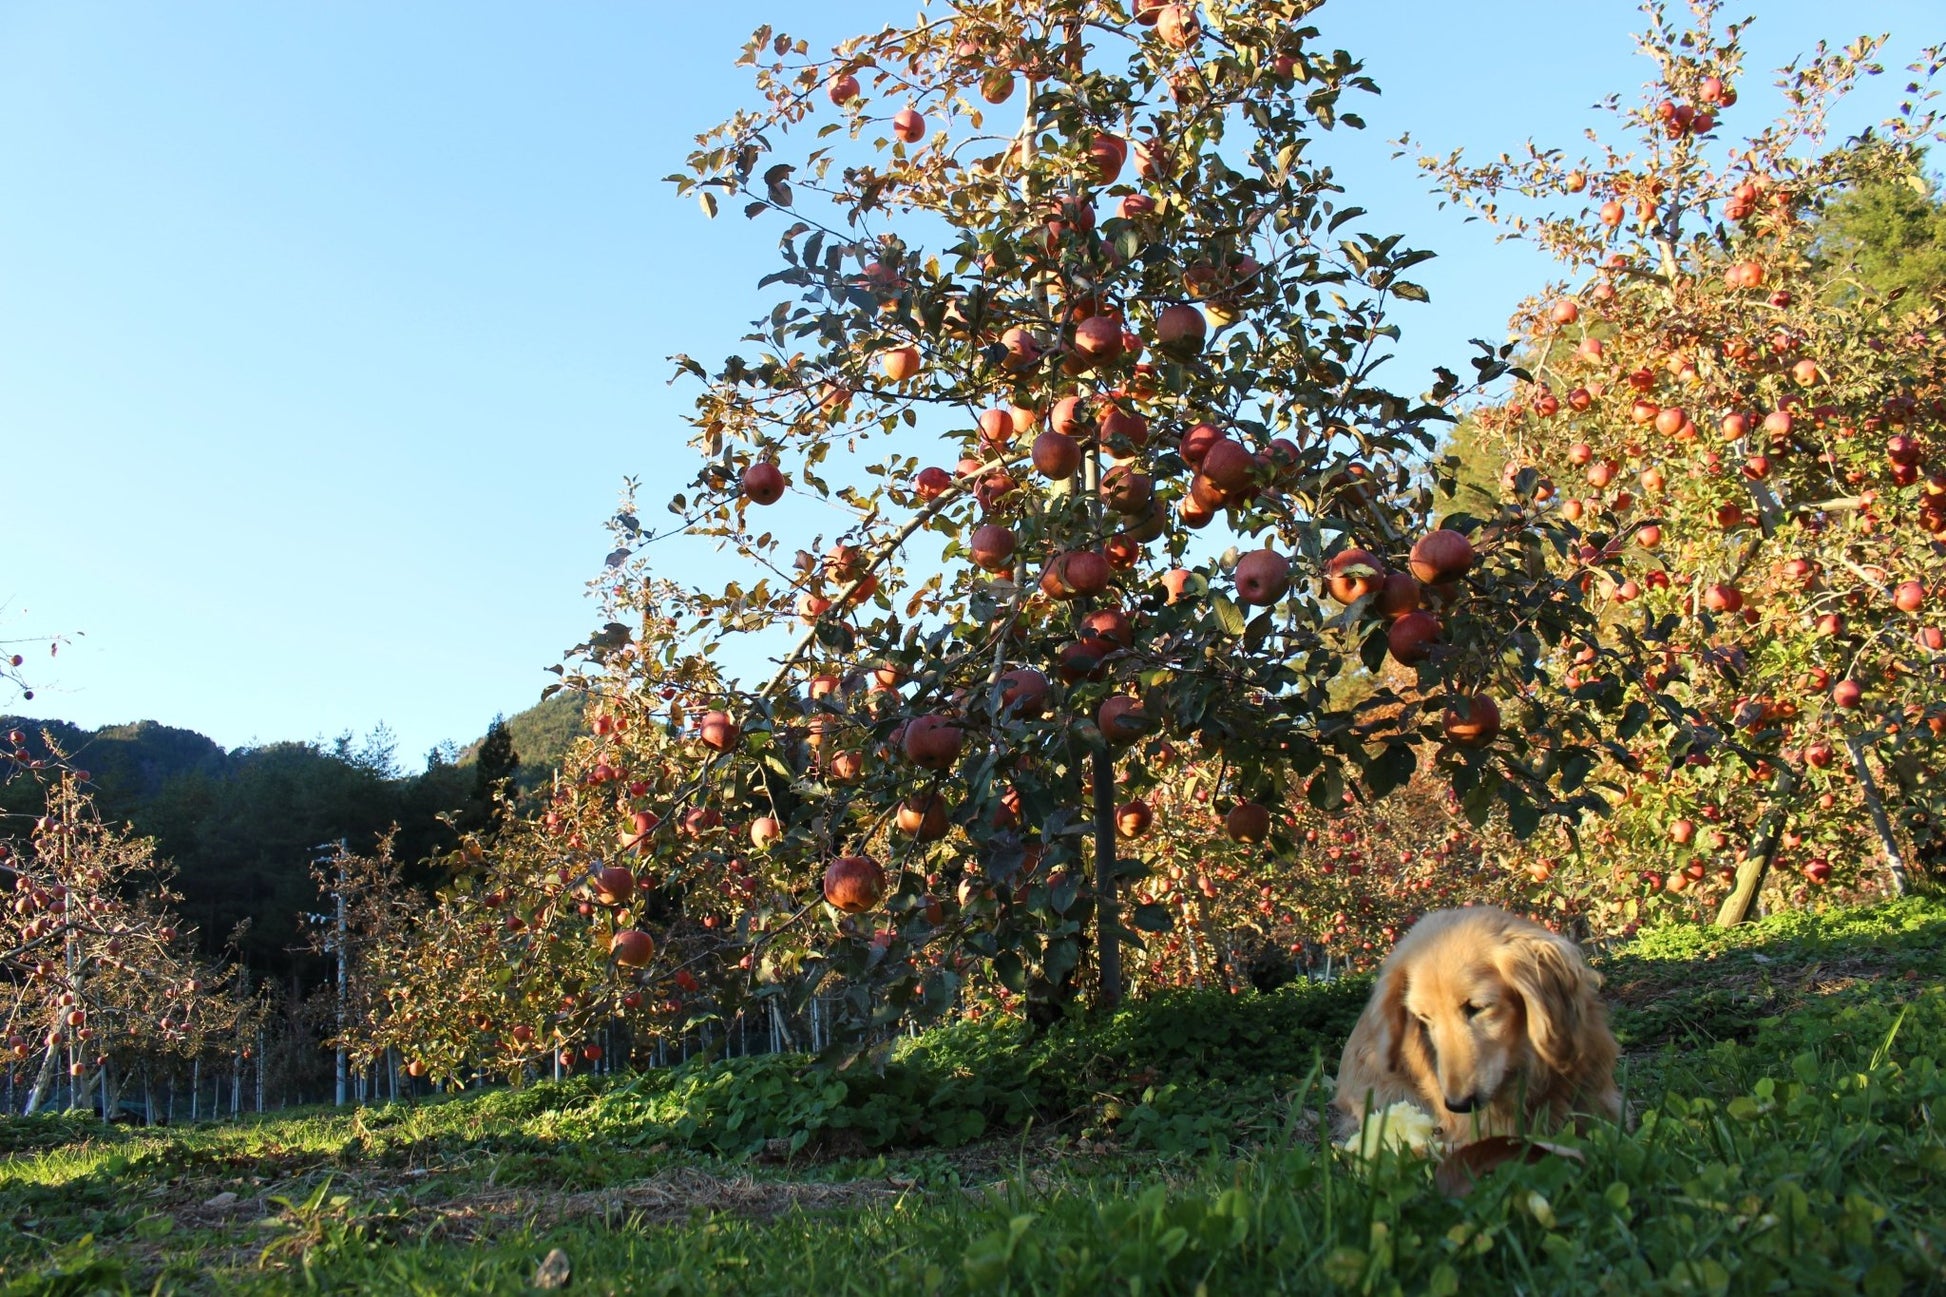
top-left (68, 1059), bottom-right (100, 1116)
top-left (101, 1060), bottom-right (119, 1126)
top-left (1092, 746), bottom-right (1123, 1011)
top-left (1716, 768), bottom-right (1797, 926)
top-left (1847, 736), bottom-right (1912, 897)
top-left (21, 1023), bottom-right (63, 1117)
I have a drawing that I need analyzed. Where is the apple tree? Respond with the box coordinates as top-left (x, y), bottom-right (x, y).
top-left (363, 0), bottom-right (1669, 1081)
top-left (1, 747), bottom-right (258, 1116)
top-left (1414, 1), bottom-right (1945, 924)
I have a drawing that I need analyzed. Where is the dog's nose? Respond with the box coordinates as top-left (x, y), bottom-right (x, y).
top-left (1444, 1093), bottom-right (1478, 1114)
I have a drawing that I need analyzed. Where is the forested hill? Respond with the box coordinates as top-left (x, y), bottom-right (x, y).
top-left (457, 688), bottom-right (585, 793)
top-left (0, 690), bottom-right (587, 988)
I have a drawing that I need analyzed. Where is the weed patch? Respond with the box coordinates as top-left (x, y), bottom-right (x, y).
top-left (1, 898), bottom-right (1942, 1293)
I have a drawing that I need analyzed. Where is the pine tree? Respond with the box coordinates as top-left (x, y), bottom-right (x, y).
top-left (469, 717), bottom-right (518, 830)
top-left (1816, 165), bottom-right (1946, 304)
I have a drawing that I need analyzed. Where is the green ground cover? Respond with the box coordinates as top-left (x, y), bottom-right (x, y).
top-left (3, 897), bottom-right (1943, 1294)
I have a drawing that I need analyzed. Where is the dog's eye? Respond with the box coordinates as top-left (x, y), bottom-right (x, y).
top-left (1463, 1003), bottom-right (1487, 1019)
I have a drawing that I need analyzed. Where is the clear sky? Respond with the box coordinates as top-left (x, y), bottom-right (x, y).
top-left (2, 1), bottom-right (1935, 770)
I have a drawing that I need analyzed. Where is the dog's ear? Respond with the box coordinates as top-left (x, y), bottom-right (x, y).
top-left (1499, 931), bottom-right (1599, 1072)
top-left (1372, 962), bottom-right (1411, 1075)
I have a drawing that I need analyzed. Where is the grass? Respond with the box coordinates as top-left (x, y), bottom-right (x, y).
top-left (2, 897), bottom-right (1944, 1294)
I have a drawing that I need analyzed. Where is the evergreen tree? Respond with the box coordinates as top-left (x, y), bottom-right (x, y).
top-left (469, 716), bottom-right (518, 830)
top-left (1816, 164), bottom-right (1946, 304)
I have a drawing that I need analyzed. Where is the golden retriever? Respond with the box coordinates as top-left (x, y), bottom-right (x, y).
top-left (1334, 906), bottom-right (1620, 1145)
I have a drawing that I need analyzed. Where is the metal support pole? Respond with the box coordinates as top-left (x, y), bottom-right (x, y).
top-left (322, 839), bottom-right (348, 1106)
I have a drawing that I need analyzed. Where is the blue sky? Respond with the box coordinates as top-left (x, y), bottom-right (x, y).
top-left (2, 1), bottom-right (1934, 770)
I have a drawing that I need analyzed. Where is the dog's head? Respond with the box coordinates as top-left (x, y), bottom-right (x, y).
top-left (1374, 912), bottom-right (1599, 1119)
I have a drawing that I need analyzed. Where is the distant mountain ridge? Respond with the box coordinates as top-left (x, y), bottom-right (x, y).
top-left (0, 691), bottom-right (587, 985)
top-left (2, 717), bottom-right (231, 804)
top-left (4, 688), bottom-right (585, 791)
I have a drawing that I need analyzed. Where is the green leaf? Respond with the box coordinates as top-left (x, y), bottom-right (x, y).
top-left (993, 950), bottom-right (1027, 993)
top-left (1307, 767), bottom-right (1343, 811)
top-left (1210, 593), bottom-right (1246, 638)
top-left (1328, 206), bottom-right (1367, 233)
top-left (1364, 744), bottom-right (1415, 797)
top-left (1359, 625), bottom-right (1390, 674)
top-left (1558, 747), bottom-right (1594, 793)
top-left (1461, 775), bottom-right (1496, 827)
top-left (1502, 784), bottom-right (1541, 838)
top-left (1130, 904), bottom-right (1174, 933)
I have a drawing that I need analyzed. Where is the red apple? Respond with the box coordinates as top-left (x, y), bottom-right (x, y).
top-left (1088, 133), bottom-right (1128, 182)
top-left (1101, 465), bottom-right (1154, 514)
top-left (902, 714), bottom-right (964, 769)
top-left (1098, 403), bottom-right (1148, 446)
top-left (1234, 548), bottom-right (1291, 605)
top-left (970, 523), bottom-right (1017, 572)
top-left (1441, 695), bottom-right (1501, 748)
top-left (1387, 611), bottom-right (1441, 665)
top-left (1078, 607), bottom-right (1135, 648)
top-left (1179, 422), bottom-right (1223, 465)
top-left (914, 465), bottom-right (953, 500)
top-left (1200, 439), bottom-right (1257, 493)
top-left (1409, 529), bottom-right (1475, 584)
top-left (1702, 584), bottom-right (1743, 614)
top-left (999, 326), bottom-right (1043, 370)
top-left (998, 667), bottom-right (1051, 717)
top-left (1155, 4), bottom-right (1198, 49)
top-left (1073, 315), bottom-right (1125, 365)
top-left (1156, 303), bottom-right (1206, 353)
top-left (698, 712), bottom-right (742, 752)
top-left (1057, 639), bottom-right (1110, 682)
top-left (1116, 799), bottom-right (1153, 839)
top-left (1373, 572), bottom-right (1423, 620)
top-left (823, 856), bottom-right (886, 913)
top-left (741, 462), bottom-right (787, 505)
top-left (1045, 549), bottom-right (1112, 599)
top-left (1225, 801), bottom-right (1270, 844)
top-left (1097, 694), bottom-right (1154, 744)
top-left (896, 795), bottom-right (950, 841)
top-left (1033, 430), bottom-right (1082, 478)
top-left (1323, 549), bottom-right (1387, 604)
top-left (610, 929), bottom-right (656, 967)
top-left (978, 407), bottom-right (1015, 446)
top-left (594, 865), bottom-right (637, 906)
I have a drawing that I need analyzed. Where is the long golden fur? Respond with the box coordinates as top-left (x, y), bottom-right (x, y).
top-left (1334, 906), bottom-right (1620, 1145)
